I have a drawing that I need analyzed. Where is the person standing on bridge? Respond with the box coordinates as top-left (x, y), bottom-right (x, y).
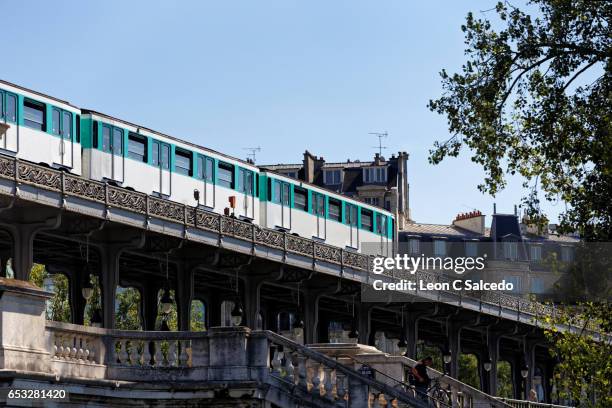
top-left (411, 356), bottom-right (433, 400)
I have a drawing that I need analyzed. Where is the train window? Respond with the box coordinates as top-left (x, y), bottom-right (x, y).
top-left (5, 93), bottom-right (17, 123)
top-left (197, 155), bottom-right (214, 182)
top-left (112, 128), bottom-right (123, 155)
top-left (75, 115), bottom-right (80, 143)
top-left (52, 109), bottom-right (61, 135)
top-left (282, 183), bottom-right (290, 206)
top-left (361, 209), bottom-right (373, 232)
top-left (128, 133), bottom-right (147, 162)
top-left (23, 99), bottom-right (45, 131)
top-left (102, 126), bottom-right (111, 152)
top-left (240, 169), bottom-right (254, 195)
top-left (92, 121), bottom-right (99, 148)
top-left (313, 192), bottom-right (325, 217)
top-left (161, 144), bottom-right (170, 169)
top-left (346, 204), bottom-right (358, 226)
top-left (0, 92), bottom-right (3, 119)
top-left (294, 187), bottom-right (308, 211)
top-left (62, 112), bottom-right (72, 140)
top-left (328, 198), bottom-right (341, 221)
top-left (376, 214), bottom-right (386, 235)
top-left (273, 180), bottom-right (281, 203)
top-left (175, 148), bottom-right (192, 176)
top-left (218, 162), bottom-right (234, 189)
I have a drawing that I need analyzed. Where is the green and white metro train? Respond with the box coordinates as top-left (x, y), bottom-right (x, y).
top-left (0, 80), bottom-right (393, 256)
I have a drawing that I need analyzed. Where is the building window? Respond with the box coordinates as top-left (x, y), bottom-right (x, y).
top-left (328, 198), bottom-right (341, 221)
top-left (561, 246), bottom-right (574, 262)
top-left (197, 156), bottom-right (214, 182)
top-left (531, 277), bottom-right (545, 294)
top-left (240, 168), bottom-right (254, 195)
top-left (530, 245), bottom-right (542, 261)
top-left (465, 241), bottom-right (478, 257)
top-left (363, 167), bottom-right (387, 183)
top-left (313, 193), bottom-right (325, 217)
top-left (294, 187), bottom-right (308, 211)
top-left (361, 209), bottom-right (373, 232)
top-left (283, 171), bottom-right (298, 179)
top-left (505, 276), bottom-right (521, 293)
top-left (0, 91), bottom-right (17, 123)
top-left (408, 239), bottom-right (420, 254)
top-left (23, 99), bottom-right (45, 131)
top-left (218, 162), bottom-right (234, 189)
top-left (385, 200), bottom-right (391, 210)
top-left (433, 240), bottom-right (446, 256)
top-left (324, 169), bottom-right (341, 185)
top-left (504, 241), bottom-right (518, 260)
top-left (127, 133), bottom-right (147, 162)
top-left (364, 197), bottom-right (380, 206)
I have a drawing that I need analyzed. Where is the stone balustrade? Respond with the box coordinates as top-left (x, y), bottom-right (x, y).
top-left (0, 279), bottom-right (428, 407)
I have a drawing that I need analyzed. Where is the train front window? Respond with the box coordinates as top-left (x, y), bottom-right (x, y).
top-left (23, 100), bottom-right (45, 131)
top-left (328, 199), bottom-right (341, 221)
top-left (218, 162), bottom-right (234, 188)
top-left (5, 93), bottom-right (16, 123)
top-left (175, 148), bottom-right (192, 176)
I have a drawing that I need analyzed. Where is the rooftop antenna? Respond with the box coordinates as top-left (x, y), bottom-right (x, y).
top-left (243, 146), bottom-right (261, 163)
top-left (369, 132), bottom-right (388, 156)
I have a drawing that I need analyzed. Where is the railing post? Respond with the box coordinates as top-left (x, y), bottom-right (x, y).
top-left (348, 376), bottom-right (369, 408)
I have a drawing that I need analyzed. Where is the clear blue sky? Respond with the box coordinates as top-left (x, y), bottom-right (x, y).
top-left (3, 0), bottom-right (564, 225)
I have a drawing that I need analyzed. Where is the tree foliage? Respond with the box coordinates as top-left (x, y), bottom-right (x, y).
top-left (542, 302), bottom-right (612, 407)
top-left (29, 264), bottom-right (71, 322)
top-left (428, 0), bottom-right (611, 240)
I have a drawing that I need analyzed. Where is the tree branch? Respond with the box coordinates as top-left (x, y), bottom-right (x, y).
top-left (562, 59), bottom-right (602, 92)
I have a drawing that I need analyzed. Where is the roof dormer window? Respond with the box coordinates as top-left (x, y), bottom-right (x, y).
top-left (363, 167), bottom-right (387, 183)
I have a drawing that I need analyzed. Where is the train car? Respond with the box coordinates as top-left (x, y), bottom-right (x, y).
top-left (259, 171), bottom-right (394, 256)
top-left (0, 80), bottom-right (81, 173)
top-left (79, 110), bottom-right (259, 222)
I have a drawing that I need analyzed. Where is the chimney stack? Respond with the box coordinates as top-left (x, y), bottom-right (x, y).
top-left (452, 210), bottom-right (485, 235)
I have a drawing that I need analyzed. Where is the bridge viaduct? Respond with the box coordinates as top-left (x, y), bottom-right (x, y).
top-left (0, 156), bottom-right (565, 405)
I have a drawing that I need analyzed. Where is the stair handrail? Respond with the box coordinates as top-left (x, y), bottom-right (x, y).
top-left (262, 330), bottom-right (429, 407)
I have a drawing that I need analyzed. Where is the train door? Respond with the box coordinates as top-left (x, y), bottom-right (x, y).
top-left (52, 109), bottom-right (74, 168)
top-left (0, 91), bottom-right (18, 153)
top-left (100, 125), bottom-right (124, 182)
top-left (313, 192), bottom-right (326, 239)
top-left (152, 140), bottom-right (171, 197)
top-left (239, 168), bottom-right (255, 219)
top-left (198, 155), bottom-right (215, 208)
top-left (273, 180), bottom-right (291, 229)
top-left (347, 203), bottom-right (359, 249)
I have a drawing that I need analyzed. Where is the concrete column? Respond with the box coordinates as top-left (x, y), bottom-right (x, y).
top-left (303, 289), bottom-right (316, 344)
top-left (176, 266), bottom-right (194, 331)
top-left (512, 354), bottom-right (524, 399)
top-left (70, 267), bottom-right (87, 325)
top-left (524, 340), bottom-right (537, 397)
top-left (141, 281), bottom-right (160, 330)
top-left (482, 333), bottom-right (500, 396)
top-left (99, 245), bottom-right (122, 329)
top-left (5, 214), bottom-right (61, 281)
top-left (357, 303), bottom-right (373, 346)
top-left (348, 376), bottom-right (369, 408)
top-left (208, 292), bottom-right (222, 327)
top-left (446, 321), bottom-right (461, 378)
top-left (404, 311), bottom-right (419, 359)
top-left (244, 277), bottom-right (263, 330)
